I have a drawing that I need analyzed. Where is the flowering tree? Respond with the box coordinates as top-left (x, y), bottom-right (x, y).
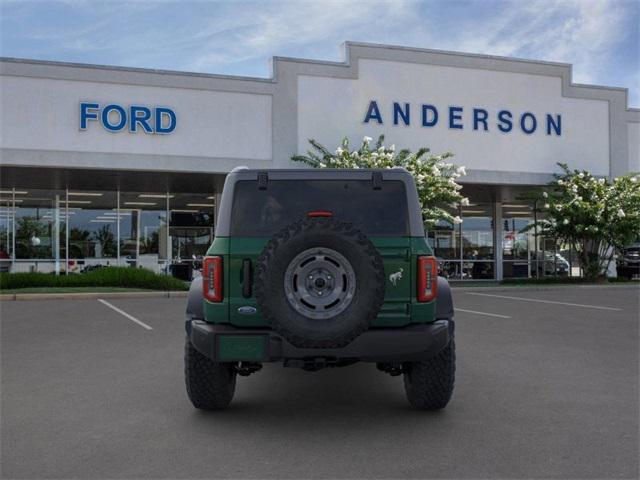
top-left (292, 135), bottom-right (468, 227)
top-left (535, 163), bottom-right (640, 280)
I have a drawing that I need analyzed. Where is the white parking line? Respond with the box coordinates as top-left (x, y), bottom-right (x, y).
top-left (456, 308), bottom-right (511, 319)
top-left (465, 292), bottom-right (622, 311)
top-left (97, 299), bottom-right (153, 330)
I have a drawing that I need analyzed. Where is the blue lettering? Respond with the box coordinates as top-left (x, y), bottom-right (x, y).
top-left (155, 107), bottom-right (176, 134)
top-left (473, 108), bottom-right (489, 131)
top-left (130, 105), bottom-right (153, 133)
top-left (80, 102), bottom-right (99, 130)
top-left (393, 102), bottom-right (410, 126)
top-left (520, 112), bottom-right (537, 134)
top-left (421, 104), bottom-right (438, 127)
top-left (546, 114), bottom-right (561, 136)
top-left (449, 106), bottom-right (463, 130)
top-left (364, 100), bottom-right (383, 124)
top-left (497, 110), bottom-right (513, 133)
top-left (101, 104), bottom-right (127, 132)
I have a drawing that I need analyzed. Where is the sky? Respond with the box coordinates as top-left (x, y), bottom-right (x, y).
top-left (1, 0), bottom-right (639, 106)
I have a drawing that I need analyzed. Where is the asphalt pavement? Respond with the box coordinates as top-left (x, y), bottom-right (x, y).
top-left (1, 286), bottom-right (638, 479)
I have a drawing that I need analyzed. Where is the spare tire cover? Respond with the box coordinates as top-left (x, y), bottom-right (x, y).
top-left (254, 218), bottom-right (385, 348)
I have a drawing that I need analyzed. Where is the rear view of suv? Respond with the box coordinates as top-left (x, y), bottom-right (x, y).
top-left (185, 168), bottom-right (455, 410)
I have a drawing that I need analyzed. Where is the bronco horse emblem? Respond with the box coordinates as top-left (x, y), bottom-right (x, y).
top-left (389, 268), bottom-right (403, 286)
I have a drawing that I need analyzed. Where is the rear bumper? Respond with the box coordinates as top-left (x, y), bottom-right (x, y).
top-left (186, 320), bottom-right (451, 363)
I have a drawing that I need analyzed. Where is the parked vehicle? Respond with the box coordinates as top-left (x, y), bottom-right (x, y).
top-left (616, 243), bottom-right (640, 280)
top-left (184, 168), bottom-right (455, 410)
top-left (538, 252), bottom-right (570, 276)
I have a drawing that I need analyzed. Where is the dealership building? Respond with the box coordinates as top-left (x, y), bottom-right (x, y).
top-left (1, 42), bottom-right (638, 280)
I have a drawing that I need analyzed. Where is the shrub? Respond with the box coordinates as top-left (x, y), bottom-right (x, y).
top-left (0, 267), bottom-right (189, 291)
top-left (531, 164), bottom-right (640, 280)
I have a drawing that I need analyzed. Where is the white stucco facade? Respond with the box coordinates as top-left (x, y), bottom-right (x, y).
top-left (0, 42), bottom-right (638, 280)
top-left (298, 59), bottom-right (612, 177)
top-left (1, 41), bottom-right (638, 182)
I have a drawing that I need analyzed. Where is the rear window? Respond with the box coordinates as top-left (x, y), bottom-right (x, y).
top-left (230, 179), bottom-right (409, 236)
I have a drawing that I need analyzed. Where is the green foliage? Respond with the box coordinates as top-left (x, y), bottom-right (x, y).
top-left (292, 135), bottom-right (468, 227)
top-left (532, 163), bottom-right (640, 280)
top-left (0, 267), bottom-right (189, 291)
top-left (92, 225), bottom-right (117, 257)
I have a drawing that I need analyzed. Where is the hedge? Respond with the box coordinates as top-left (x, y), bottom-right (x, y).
top-left (0, 267), bottom-right (189, 291)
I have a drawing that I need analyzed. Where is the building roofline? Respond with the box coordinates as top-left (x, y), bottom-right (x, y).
top-left (1, 40), bottom-right (637, 109)
top-left (0, 56), bottom-right (273, 84)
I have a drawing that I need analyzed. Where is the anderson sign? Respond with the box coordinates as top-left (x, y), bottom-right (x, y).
top-left (363, 100), bottom-right (562, 136)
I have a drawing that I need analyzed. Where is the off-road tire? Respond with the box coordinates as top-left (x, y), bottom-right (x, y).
top-left (254, 218), bottom-right (385, 349)
top-left (403, 324), bottom-right (455, 410)
top-left (184, 335), bottom-right (237, 410)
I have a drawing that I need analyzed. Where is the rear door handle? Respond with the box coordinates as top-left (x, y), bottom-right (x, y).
top-left (242, 259), bottom-right (252, 298)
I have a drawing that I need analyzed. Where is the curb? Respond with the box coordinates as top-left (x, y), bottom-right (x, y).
top-left (451, 283), bottom-right (639, 292)
top-left (0, 291), bottom-right (189, 301)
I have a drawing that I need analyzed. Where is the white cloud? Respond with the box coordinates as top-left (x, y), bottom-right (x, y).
top-left (429, 0), bottom-right (630, 86)
top-left (180, 0), bottom-right (634, 93)
top-left (2, 0), bottom-right (636, 102)
top-left (184, 0), bottom-right (418, 72)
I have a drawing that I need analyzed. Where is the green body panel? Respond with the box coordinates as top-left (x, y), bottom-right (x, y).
top-left (203, 235), bottom-right (436, 327)
top-left (217, 335), bottom-right (266, 361)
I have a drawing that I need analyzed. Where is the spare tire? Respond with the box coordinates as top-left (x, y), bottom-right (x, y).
top-left (254, 218), bottom-right (385, 348)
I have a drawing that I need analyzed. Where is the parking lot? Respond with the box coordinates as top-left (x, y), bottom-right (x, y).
top-left (1, 286), bottom-right (638, 479)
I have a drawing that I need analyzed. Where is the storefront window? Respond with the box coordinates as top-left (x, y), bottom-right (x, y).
top-left (502, 203), bottom-right (536, 278)
top-left (12, 189), bottom-right (66, 272)
top-left (427, 207), bottom-right (463, 280)
top-left (0, 193), bottom-right (15, 272)
top-left (66, 190), bottom-right (118, 272)
top-left (119, 192), bottom-right (169, 273)
top-left (167, 193), bottom-right (215, 280)
top-left (461, 204), bottom-right (494, 279)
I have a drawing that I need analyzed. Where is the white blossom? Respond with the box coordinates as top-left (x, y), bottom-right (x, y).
top-left (389, 144), bottom-right (395, 152)
top-left (618, 208), bottom-right (625, 218)
top-left (563, 219), bottom-right (569, 225)
top-left (461, 197), bottom-right (470, 206)
top-left (544, 203), bottom-right (550, 209)
top-left (456, 166), bottom-right (467, 176)
top-left (335, 147), bottom-right (343, 155)
top-left (542, 191), bottom-right (548, 198)
top-left (363, 136), bottom-right (372, 144)
top-left (557, 179), bottom-right (564, 185)
top-left (453, 216), bottom-right (462, 224)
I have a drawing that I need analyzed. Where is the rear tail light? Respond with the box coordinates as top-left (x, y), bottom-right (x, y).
top-left (307, 210), bottom-right (333, 218)
top-left (417, 256), bottom-right (438, 302)
top-left (203, 256), bottom-right (223, 302)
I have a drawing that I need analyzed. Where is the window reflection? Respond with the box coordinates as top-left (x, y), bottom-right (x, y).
top-left (119, 192), bottom-right (169, 273)
top-left (66, 191), bottom-right (118, 272)
top-left (502, 203), bottom-right (535, 278)
top-left (0, 196), bottom-right (14, 272)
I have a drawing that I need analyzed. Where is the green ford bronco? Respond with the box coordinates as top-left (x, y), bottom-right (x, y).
top-left (185, 167), bottom-right (455, 410)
